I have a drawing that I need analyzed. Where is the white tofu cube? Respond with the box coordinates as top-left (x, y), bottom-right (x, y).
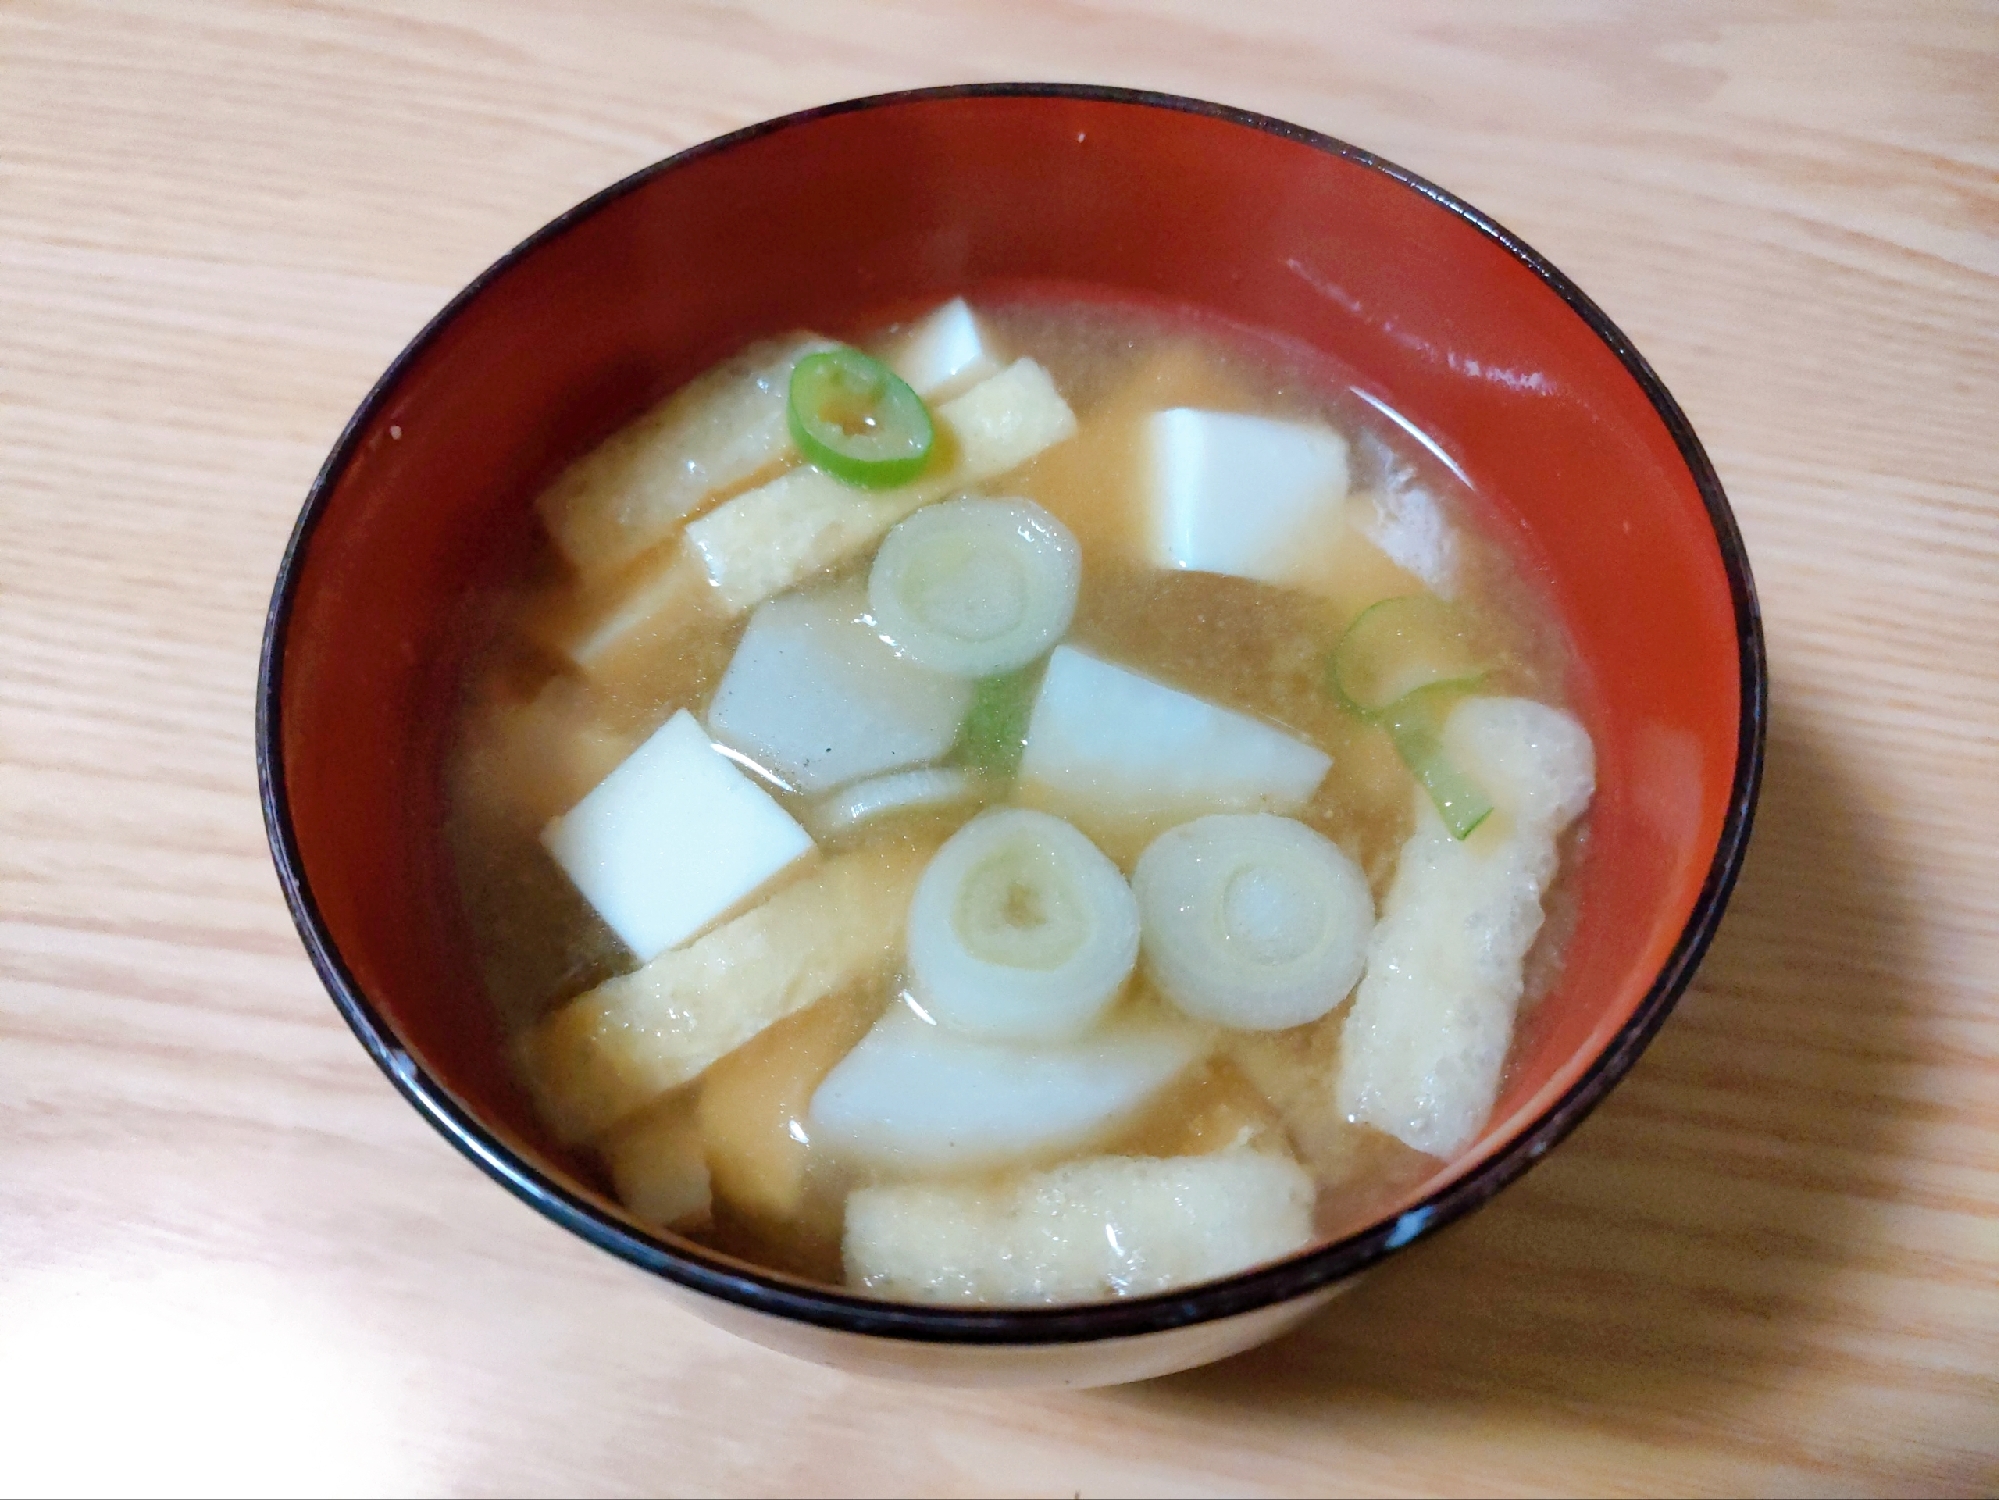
top-left (1146, 409), bottom-right (1349, 586)
top-left (706, 581), bottom-right (972, 795)
top-left (1225, 1020), bottom-right (1371, 1186)
top-left (1336, 697), bottom-right (1595, 1158)
top-left (888, 298), bottom-right (1002, 403)
top-left (540, 708), bottom-right (814, 963)
top-left (1019, 646), bottom-right (1331, 833)
top-left (807, 1006), bottom-right (1200, 1176)
top-left (843, 1148), bottom-right (1316, 1304)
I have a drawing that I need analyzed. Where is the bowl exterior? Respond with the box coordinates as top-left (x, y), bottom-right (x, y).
top-left (675, 1277), bottom-right (1351, 1388)
top-left (261, 85), bottom-right (1763, 1384)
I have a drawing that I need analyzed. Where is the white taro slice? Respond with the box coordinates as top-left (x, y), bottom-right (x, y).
top-left (907, 808), bottom-right (1140, 1043)
top-left (1134, 814), bottom-right (1374, 1031)
top-left (705, 580), bottom-right (971, 795)
top-left (806, 766), bottom-right (983, 840)
top-left (1018, 646), bottom-right (1332, 834)
top-left (868, 497), bottom-right (1081, 677)
top-left (807, 1005), bottom-right (1199, 1175)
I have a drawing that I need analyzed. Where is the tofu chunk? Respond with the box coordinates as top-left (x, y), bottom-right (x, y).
top-left (455, 674), bottom-right (637, 834)
top-left (706, 581), bottom-right (971, 794)
top-left (844, 1149), bottom-right (1315, 1304)
top-left (1146, 409), bottom-right (1350, 587)
top-left (539, 333), bottom-right (836, 578)
top-left (540, 709), bottom-right (814, 963)
top-left (561, 548), bottom-right (717, 678)
top-left (808, 1006), bottom-right (1201, 1176)
top-left (683, 358), bottom-right (1077, 615)
top-left (550, 546), bottom-right (744, 725)
top-left (1336, 697), bottom-right (1595, 1158)
top-left (602, 1091), bottom-right (711, 1231)
top-left (888, 298), bottom-right (1002, 402)
top-left (1018, 646), bottom-right (1330, 842)
top-left (525, 838), bottom-right (933, 1142)
top-left (1008, 341), bottom-right (1265, 567)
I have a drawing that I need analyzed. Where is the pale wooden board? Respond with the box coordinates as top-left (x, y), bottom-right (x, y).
top-left (3, 2), bottom-right (1996, 1495)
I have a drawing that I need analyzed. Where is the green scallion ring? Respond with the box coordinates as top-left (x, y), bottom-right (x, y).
top-left (1328, 594), bottom-right (1486, 716)
top-left (1327, 596), bottom-right (1495, 840)
top-left (787, 346), bottom-right (935, 490)
top-left (1382, 689), bottom-right (1495, 840)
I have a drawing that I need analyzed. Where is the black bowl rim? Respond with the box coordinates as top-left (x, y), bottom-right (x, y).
top-left (258, 81), bottom-right (1767, 1346)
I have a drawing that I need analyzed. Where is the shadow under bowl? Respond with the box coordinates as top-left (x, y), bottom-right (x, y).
top-left (258, 84), bottom-right (1765, 1388)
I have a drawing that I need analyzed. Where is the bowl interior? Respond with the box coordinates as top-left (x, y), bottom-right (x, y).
top-left (268, 90), bottom-right (1747, 1304)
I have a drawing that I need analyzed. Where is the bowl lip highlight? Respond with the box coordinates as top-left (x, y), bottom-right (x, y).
top-left (257, 81), bottom-right (1768, 1347)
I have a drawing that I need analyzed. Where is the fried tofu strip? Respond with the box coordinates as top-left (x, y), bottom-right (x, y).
top-left (523, 838), bottom-right (933, 1142)
top-left (682, 358), bottom-right (1077, 615)
top-left (697, 986), bottom-right (879, 1225)
top-left (602, 1090), bottom-right (711, 1231)
top-left (1335, 697), bottom-right (1595, 1158)
top-left (843, 1149), bottom-right (1314, 1305)
top-left (539, 333), bottom-right (836, 578)
top-left (549, 309), bottom-right (1024, 672)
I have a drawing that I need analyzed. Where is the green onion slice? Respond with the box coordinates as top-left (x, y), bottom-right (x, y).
top-left (1328, 595), bottom-right (1493, 839)
top-left (787, 346), bottom-right (935, 489)
top-left (953, 663), bottom-right (1043, 779)
top-left (1329, 594), bottom-right (1487, 714)
top-left (1381, 689), bottom-right (1494, 840)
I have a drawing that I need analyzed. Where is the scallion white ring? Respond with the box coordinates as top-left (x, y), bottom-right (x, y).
top-left (869, 497), bottom-right (1081, 677)
top-left (907, 808), bottom-right (1139, 1042)
top-left (1133, 814), bottom-right (1373, 1031)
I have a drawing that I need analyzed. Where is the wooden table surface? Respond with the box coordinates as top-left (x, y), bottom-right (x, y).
top-left (5, 3), bottom-right (1996, 1495)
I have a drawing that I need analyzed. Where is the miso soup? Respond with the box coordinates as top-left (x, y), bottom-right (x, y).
top-left (445, 295), bottom-right (1594, 1304)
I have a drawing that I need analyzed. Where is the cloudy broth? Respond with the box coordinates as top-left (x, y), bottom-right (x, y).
top-left (445, 294), bottom-right (1587, 1297)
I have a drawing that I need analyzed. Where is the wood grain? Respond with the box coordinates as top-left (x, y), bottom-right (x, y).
top-left (3, 3), bottom-right (1995, 1495)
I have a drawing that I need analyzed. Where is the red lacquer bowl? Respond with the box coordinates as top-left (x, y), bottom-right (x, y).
top-left (259, 86), bottom-right (1764, 1387)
